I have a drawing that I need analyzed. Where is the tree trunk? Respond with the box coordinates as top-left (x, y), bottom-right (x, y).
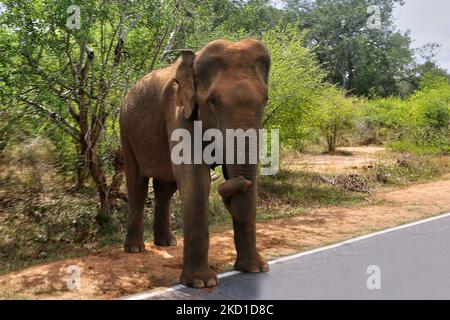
top-left (88, 149), bottom-right (108, 207)
top-left (107, 147), bottom-right (125, 203)
top-left (75, 165), bottom-right (86, 190)
top-left (327, 124), bottom-right (337, 153)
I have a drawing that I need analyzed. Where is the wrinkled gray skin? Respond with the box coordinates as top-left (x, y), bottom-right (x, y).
top-left (120, 38), bottom-right (270, 288)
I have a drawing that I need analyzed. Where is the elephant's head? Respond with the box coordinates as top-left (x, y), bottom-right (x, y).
top-left (174, 39), bottom-right (270, 221)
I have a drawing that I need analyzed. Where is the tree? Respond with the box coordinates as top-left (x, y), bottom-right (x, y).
top-left (0, 0), bottom-right (287, 214)
top-left (283, 0), bottom-right (414, 97)
top-left (178, 0), bottom-right (284, 50)
top-left (407, 43), bottom-right (450, 94)
top-left (315, 87), bottom-right (357, 152)
top-left (0, 0), bottom-right (180, 214)
top-left (262, 24), bottom-right (327, 149)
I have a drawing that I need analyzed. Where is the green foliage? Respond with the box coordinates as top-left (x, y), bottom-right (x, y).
top-left (262, 25), bottom-right (361, 152)
top-left (262, 24), bottom-right (327, 149)
top-left (181, 0), bottom-right (283, 47)
top-left (260, 169), bottom-right (366, 207)
top-left (357, 96), bottom-right (412, 145)
top-left (414, 76), bottom-right (450, 129)
top-left (359, 71), bottom-right (450, 154)
top-left (287, 0), bottom-right (414, 97)
top-left (0, 0), bottom-right (186, 211)
top-left (314, 87), bottom-right (358, 152)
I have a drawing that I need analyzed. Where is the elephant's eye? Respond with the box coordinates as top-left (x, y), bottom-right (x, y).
top-left (207, 94), bottom-right (219, 108)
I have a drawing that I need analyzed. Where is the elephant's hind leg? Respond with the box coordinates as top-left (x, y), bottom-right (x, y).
top-left (123, 139), bottom-right (149, 253)
top-left (153, 179), bottom-right (177, 246)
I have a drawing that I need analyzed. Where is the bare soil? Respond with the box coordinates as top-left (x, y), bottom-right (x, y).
top-left (1, 146), bottom-right (450, 300)
top-left (284, 146), bottom-right (386, 174)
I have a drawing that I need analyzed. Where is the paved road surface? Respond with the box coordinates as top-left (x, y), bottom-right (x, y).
top-left (125, 213), bottom-right (450, 300)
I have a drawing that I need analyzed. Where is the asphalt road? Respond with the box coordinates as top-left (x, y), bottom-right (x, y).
top-left (125, 213), bottom-right (450, 300)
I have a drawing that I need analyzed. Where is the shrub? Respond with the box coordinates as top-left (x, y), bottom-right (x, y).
top-left (262, 24), bottom-right (327, 150)
top-left (358, 72), bottom-right (450, 154)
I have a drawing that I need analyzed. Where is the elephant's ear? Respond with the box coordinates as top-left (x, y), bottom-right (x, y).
top-left (175, 50), bottom-right (196, 119)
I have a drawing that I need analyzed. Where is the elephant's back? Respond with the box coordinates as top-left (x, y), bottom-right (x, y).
top-left (120, 65), bottom-right (177, 179)
top-left (121, 65), bottom-right (174, 125)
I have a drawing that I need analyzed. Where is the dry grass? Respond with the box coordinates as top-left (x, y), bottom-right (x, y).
top-left (1, 146), bottom-right (449, 277)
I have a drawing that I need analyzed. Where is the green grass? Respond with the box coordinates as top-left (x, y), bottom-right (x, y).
top-left (260, 169), bottom-right (366, 207)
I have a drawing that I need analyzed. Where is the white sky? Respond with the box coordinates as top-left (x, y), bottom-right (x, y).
top-left (393, 0), bottom-right (450, 71)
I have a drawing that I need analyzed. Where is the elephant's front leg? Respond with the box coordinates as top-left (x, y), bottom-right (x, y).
top-left (174, 165), bottom-right (218, 288)
top-left (219, 177), bottom-right (269, 273)
top-left (232, 215), bottom-right (269, 273)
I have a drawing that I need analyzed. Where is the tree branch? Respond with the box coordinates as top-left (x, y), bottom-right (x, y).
top-left (18, 97), bottom-right (80, 139)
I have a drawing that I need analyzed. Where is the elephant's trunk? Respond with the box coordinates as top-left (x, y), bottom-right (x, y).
top-left (220, 164), bottom-right (258, 221)
top-left (218, 176), bottom-right (251, 200)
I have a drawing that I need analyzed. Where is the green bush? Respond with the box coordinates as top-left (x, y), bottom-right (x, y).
top-left (313, 87), bottom-right (358, 152)
top-left (358, 72), bottom-right (450, 154)
top-left (262, 24), bottom-right (327, 150)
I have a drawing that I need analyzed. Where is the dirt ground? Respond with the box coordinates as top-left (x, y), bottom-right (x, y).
top-left (285, 146), bottom-right (386, 173)
top-left (1, 147), bottom-right (450, 300)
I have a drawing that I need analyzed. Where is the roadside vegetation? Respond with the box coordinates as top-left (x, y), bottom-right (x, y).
top-left (1, 0), bottom-right (450, 274)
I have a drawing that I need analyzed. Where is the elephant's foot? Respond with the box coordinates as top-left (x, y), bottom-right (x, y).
top-left (180, 267), bottom-right (218, 288)
top-left (154, 231), bottom-right (177, 246)
top-left (235, 252), bottom-right (269, 273)
top-left (124, 237), bottom-right (145, 253)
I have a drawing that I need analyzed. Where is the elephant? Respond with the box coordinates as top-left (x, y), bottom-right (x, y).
top-left (120, 38), bottom-right (270, 288)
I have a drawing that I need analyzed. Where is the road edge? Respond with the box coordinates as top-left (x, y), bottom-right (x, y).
top-left (120, 211), bottom-right (450, 300)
